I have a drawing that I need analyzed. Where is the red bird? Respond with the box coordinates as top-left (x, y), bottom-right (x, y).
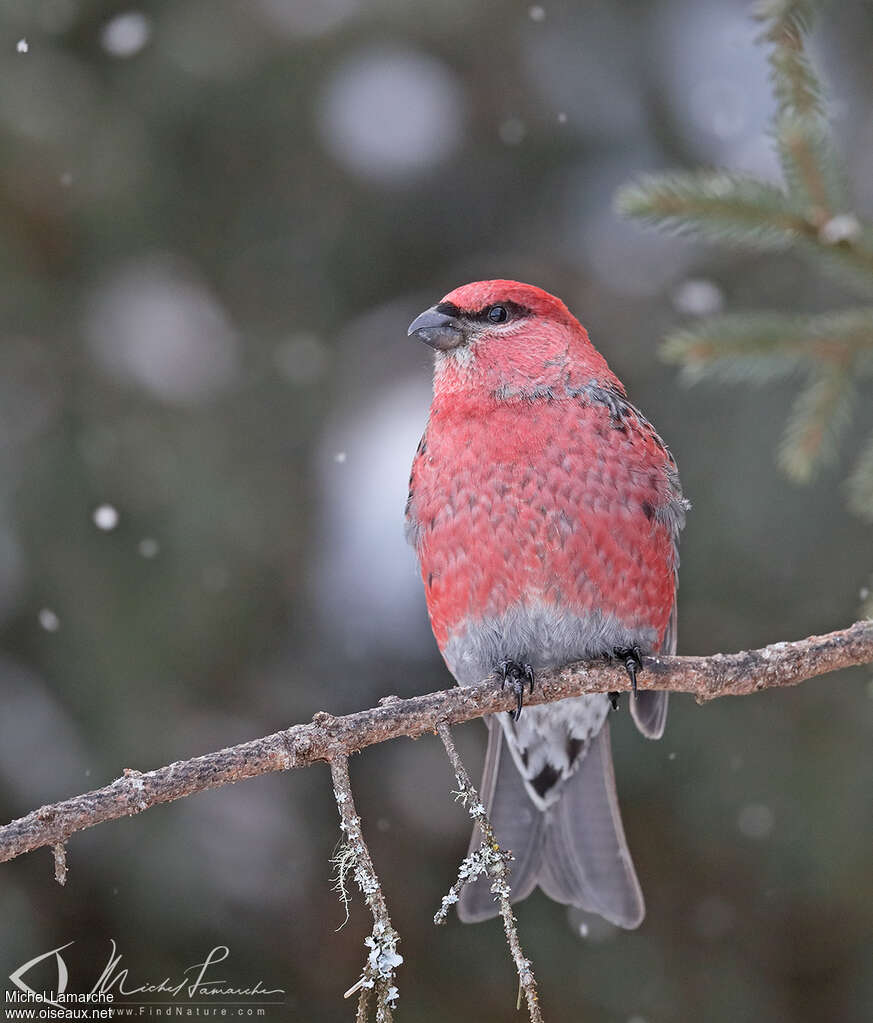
top-left (405, 281), bottom-right (687, 927)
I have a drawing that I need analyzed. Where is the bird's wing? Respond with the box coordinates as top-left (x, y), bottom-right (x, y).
top-left (617, 395), bottom-right (684, 742)
top-left (404, 427), bottom-right (428, 548)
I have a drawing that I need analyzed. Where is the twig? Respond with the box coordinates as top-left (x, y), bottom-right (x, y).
top-left (1, 620), bottom-right (872, 867)
top-left (329, 754), bottom-right (402, 1022)
top-left (52, 843), bottom-right (67, 885)
top-left (356, 985), bottom-right (371, 1023)
top-left (435, 723), bottom-right (544, 1023)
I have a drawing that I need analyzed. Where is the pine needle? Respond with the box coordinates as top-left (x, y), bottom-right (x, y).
top-left (775, 113), bottom-right (847, 219)
top-left (663, 309), bottom-right (873, 384)
top-left (615, 172), bottom-right (806, 250)
top-left (778, 366), bottom-right (856, 482)
top-left (754, 0), bottom-right (823, 120)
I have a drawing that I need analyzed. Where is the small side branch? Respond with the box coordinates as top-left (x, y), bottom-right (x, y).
top-left (1, 620), bottom-right (872, 868)
top-left (329, 754), bottom-right (402, 1022)
top-left (52, 843), bottom-right (67, 885)
top-left (436, 724), bottom-right (544, 1023)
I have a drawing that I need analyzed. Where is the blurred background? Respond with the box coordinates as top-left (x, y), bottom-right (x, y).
top-left (0, 1), bottom-right (871, 1020)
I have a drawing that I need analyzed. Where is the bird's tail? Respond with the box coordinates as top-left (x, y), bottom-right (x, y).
top-left (457, 720), bottom-right (645, 928)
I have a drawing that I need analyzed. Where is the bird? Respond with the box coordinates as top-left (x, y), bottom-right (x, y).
top-left (405, 280), bottom-right (687, 927)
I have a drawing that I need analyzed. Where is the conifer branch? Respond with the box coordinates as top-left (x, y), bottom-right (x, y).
top-left (756, 0), bottom-right (837, 221)
top-left (1, 621), bottom-right (872, 870)
top-left (756, 0), bottom-right (860, 262)
top-left (662, 309), bottom-right (873, 384)
top-left (779, 365), bottom-right (856, 481)
top-left (803, 231), bottom-right (873, 298)
top-left (755, 0), bottom-right (820, 119)
top-left (615, 173), bottom-right (806, 249)
top-left (776, 114), bottom-right (844, 220)
top-left (618, 2), bottom-right (873, 511)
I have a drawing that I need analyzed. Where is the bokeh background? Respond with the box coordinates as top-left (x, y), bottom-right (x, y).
top-left (1, 1), bottom-right (872, 1020)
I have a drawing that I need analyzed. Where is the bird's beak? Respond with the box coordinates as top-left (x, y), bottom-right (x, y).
top-left (407, 306), bottom-right (465, 351)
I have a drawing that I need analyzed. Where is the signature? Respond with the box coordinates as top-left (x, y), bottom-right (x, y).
top-left (8, 941), bottom-right (286, 1009)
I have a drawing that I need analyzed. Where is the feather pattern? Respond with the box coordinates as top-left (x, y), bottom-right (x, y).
top-left (406, 281), bottom-right (686, 926)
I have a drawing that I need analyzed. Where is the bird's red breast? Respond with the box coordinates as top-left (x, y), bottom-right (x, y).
top-left (405, 280), bottom-right (683, 681)
top-left (409, 389), bottom-right (678, 658)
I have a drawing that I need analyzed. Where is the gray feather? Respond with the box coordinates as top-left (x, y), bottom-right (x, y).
top-left (538, 722), bottom-right (645, 928)
top-left (457, 719), bottom-right (645, 928)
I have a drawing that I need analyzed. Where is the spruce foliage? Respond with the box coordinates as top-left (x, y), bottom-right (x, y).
top-left (616, 1), bottom-right (873, 612)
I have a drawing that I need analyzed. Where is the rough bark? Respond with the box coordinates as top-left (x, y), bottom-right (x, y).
top-left (1, 620), bottom-right (870, 866)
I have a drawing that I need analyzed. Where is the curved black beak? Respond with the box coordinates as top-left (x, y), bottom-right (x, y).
top-left (407, 306), bottom-right (464, 351)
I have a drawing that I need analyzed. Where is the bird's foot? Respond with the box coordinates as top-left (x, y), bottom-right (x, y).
top-left (498, 660), bottom-right (535, 721)
top-left (613, 646), bottom-right (643, 699)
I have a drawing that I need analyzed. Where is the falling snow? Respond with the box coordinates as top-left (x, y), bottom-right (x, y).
top-left (92, 504), bottom-right (120, 531)
top-left (101, 12), bottom-right (152, 58)
top-left (138, 537), bottom-right (160, 558)
top-left (528, 5), bottom-right (546, 22)
top-left (16, 39), bottom-right (29, 54)
top-left (38, 608), bottom-right (60, 632)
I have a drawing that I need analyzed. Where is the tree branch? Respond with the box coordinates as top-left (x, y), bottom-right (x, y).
top-left (329, 753), bottom-right (401, 1021)
top-left (435, 723), bottom-right (543, 1023)
top-left (1, 620), bottom-right (871, 868)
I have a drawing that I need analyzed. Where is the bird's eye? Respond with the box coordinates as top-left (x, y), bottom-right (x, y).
top-left (487, 305), bottom-right (508, 323)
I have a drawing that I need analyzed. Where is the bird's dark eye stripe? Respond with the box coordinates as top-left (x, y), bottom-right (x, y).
top-left (433, 299), bottom-right (532, 322)
top-left (472, 301), bottom-right (531, 323)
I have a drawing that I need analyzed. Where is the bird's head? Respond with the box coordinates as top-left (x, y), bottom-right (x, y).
top-left (408, 280), bottom-right (620, 400)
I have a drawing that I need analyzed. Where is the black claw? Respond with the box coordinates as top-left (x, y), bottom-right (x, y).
top-left (498, 660), bottom-right (535, 720)
top-left (614, 646), bottom-right (643, 699)
top-left (608, 691), bottom-right (621, 711)
top-left (626, 657), bottom-right (638, 697)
